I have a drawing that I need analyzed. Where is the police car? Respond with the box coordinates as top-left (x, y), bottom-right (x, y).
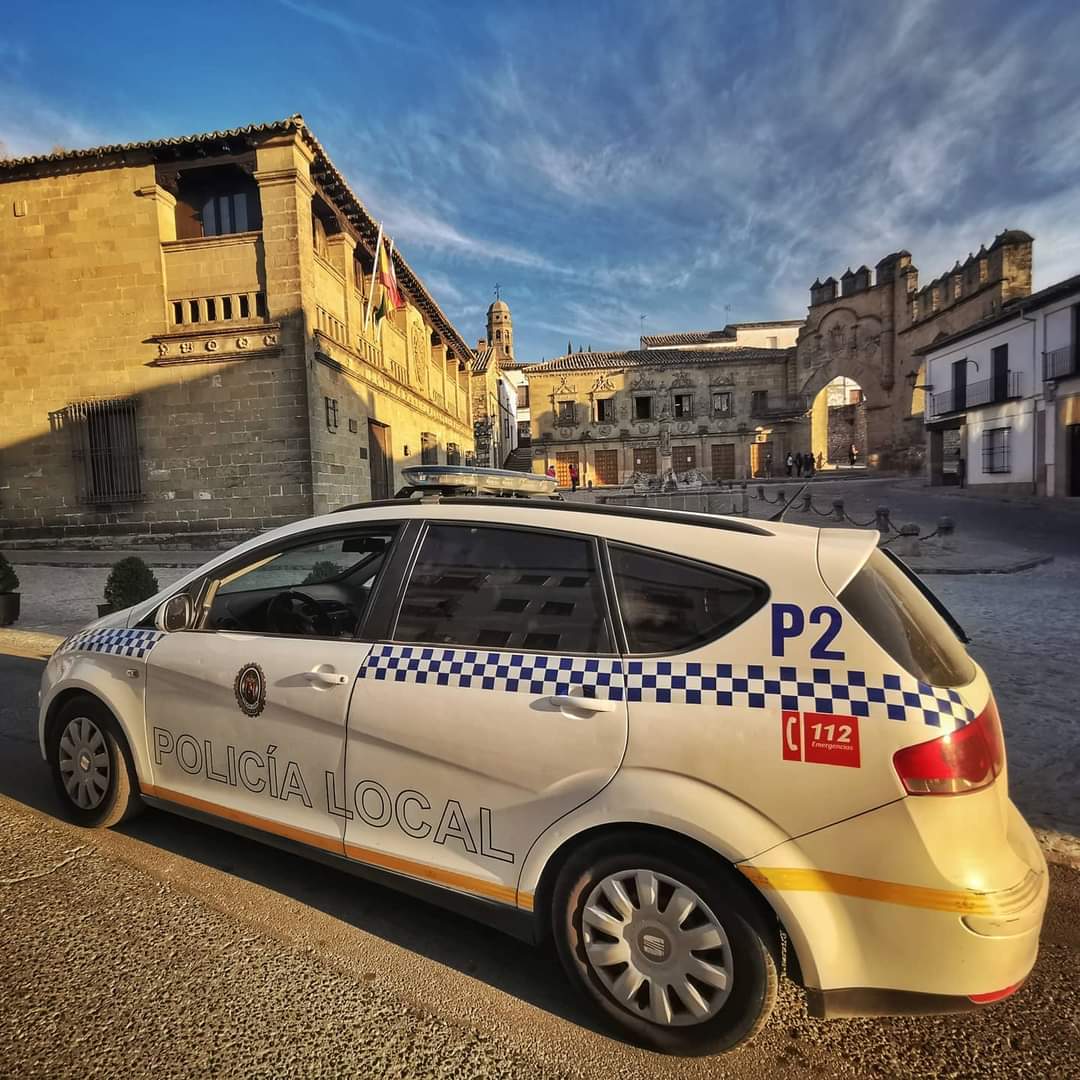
top-left (38, 466), bottom-right (1047, 1053)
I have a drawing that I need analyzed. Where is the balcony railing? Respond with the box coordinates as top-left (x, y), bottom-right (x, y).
top-left (170, 291), bottom-right (266, 327)
top-left (1043, 344), bottom-right (1077, 381)
top-left (929, 370), bottom-right (1022, 417)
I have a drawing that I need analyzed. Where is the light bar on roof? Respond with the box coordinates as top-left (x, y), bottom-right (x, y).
top-left (401, 465), bottom-right (557, 496)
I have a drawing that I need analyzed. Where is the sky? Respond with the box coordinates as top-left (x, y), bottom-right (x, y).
top-left (3, 0), bottom-right (1080, 361)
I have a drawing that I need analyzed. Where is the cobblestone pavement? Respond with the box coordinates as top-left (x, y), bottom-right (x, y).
top-left (9, 565), bottom-right (186, 637)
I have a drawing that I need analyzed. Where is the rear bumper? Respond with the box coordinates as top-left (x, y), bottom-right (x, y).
top-left (806, 980), bottom-right (1026, 1020)
top-left (739, 797), bottom-right (1049, 1010)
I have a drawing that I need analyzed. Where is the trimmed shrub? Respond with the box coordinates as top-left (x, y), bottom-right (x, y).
top-left (104, 557), bottom-right (159, 611)
top-left (302, 560), bottom-right (344, 585)
top-left (0, 554), bottom-right (18, 593)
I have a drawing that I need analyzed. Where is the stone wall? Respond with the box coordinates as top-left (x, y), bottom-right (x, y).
top-left (526, 350), bottom-right (801, 485)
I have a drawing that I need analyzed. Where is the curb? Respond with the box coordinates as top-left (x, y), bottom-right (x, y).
top-left (909, 555), bottom-right (1055, 576)
top-left (0, 628), bottom-right (65, 660)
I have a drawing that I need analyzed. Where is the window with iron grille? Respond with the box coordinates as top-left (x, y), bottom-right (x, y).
top-left (558, 401), bottom-right (577, 425)
top-left (446, 442), bottom-right (461, 465)
top-left (421, 432), bottom-right (439, 465)
top-left (60, 398), bottom-right (143, 504)
top-left (982, 427), bottom-right (1010, 474)
top-left (712, 391), bottom-right (732, 417)
top-left (596, 397), bottom-right (616, 423)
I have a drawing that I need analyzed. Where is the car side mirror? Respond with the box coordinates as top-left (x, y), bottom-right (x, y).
top-left (156, 594), bottom-right (193, 633)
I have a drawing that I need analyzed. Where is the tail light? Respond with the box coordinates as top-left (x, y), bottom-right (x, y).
top-left (893, 698), bottom-right (1005, 796)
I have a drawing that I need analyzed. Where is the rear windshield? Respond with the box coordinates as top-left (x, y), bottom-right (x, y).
top-left (837, 549), bottom-right (974, 687)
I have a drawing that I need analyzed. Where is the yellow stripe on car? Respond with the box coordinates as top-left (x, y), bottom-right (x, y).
top-left (142, 784), bottom-right (532, 910)
top-left (739, 864), bottom-right (1043, 917)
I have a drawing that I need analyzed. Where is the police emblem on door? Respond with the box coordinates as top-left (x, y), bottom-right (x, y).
top-left (234, 662), bottom-right (267, 717)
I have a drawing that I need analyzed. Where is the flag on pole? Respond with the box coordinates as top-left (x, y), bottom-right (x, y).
top-left (376, 237), bottom-right (405, 319)
top-left (363, 221), bottom-right (384, 331)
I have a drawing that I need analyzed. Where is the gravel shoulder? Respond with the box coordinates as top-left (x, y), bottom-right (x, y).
top-left (2, 792), bottom-right (1079, 1080)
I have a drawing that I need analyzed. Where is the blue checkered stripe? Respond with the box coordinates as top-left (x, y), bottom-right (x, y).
top-left (59, 628), bottom-right (163, 660)
top-left (624, 661), bottom-right (975, 730)
top-left (360, 645), bottom-right (975, 730)
top-left (360, 644), bottom-right (625, 698)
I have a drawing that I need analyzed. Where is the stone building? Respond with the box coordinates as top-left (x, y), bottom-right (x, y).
top-left (796, 231), bottom-right (1034, 470)
top-left (524, 346), bottom-right (803, 487)
top-left (468, 298), bottom-right (519, 468)
top-left (0, 116), bottom-right (475, 545)
top-left (640, 320), bottom-right (802, 352)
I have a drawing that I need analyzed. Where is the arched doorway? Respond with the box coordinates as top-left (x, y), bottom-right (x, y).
top-left (810, 376), bottom-right (867, 469)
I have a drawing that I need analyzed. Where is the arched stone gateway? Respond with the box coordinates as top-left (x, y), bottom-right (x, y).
top-left (795, 232), bottom-right (1034, 472)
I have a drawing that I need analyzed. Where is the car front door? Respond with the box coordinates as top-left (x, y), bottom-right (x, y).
top-left (341, 520), bottom-right (629, 907)
top-left (144, 524), bottom-right (400, 854)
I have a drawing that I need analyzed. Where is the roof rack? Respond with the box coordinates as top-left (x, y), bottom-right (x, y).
top-left (332, 494), bottom-right (771, 536)
top-left (392, 465), bottom-right (561, 500)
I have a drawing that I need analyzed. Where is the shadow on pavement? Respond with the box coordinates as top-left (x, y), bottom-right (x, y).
top-left (0, 653), bottom-right (619, 1042)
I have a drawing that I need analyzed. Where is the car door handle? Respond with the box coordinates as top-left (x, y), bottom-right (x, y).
top-left (304, 667), bottom-right (350, 686)
top-left (550, 694), bottom-right (620, 713)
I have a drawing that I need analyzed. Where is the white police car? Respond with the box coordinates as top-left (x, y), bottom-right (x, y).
top-left (38, 466), bottom-right (1047, 1053)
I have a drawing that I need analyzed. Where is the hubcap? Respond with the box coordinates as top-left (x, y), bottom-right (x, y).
top-left (582, 869), bottom-right (733, 1027)
top-left (58, 716), bottom-right (110, 810)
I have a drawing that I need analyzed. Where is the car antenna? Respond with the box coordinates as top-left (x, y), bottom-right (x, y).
top-left (771, 482), bottom-right (808, 523)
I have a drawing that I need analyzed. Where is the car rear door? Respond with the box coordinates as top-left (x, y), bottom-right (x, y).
top-left (341, 518), bottom-right (629, 907)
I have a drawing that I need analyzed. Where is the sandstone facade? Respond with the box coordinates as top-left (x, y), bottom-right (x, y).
top-left (796, 232), bottom-right (1034, 470)
top-left (524, 347), bottom-right (802, 486)
top-left (0, 117), bottom-right (474, 544)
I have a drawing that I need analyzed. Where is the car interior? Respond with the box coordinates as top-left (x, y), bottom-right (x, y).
top-left (201, 532), bottom-right (396, 638)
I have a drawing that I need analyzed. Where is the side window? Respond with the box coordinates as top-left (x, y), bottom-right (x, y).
top-left (609, 544), bottom-right (767, 654)
top-left (394, 524), bottom-right (611, 653)
top-left (202, 528), bottom-right (397, 638)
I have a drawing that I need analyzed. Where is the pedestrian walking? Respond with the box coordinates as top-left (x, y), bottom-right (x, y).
top-left (849, 443), bottom-right (858, 467)
top-left (545, 464), bottom-right (556, 481)
top-left (785, 452), bottom-right (794, 477)
top-left (803, 451), bottom-right (814, 477)
top-left (795, 453), bottom-right (803, 478)
top-left (569, 463), bottom-right (579, 492)
top-left (817, 451), bottom-right (824, 471)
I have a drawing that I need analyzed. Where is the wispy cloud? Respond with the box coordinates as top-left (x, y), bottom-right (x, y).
top-left (275, 0), bottom-right (421, 52)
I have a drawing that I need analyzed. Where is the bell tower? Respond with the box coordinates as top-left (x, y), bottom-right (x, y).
top-left (486, 291), bottom-right (514, 365)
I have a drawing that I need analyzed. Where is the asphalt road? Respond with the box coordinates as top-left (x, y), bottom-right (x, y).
top-left (1, 653), bottom-right (1079, 1079)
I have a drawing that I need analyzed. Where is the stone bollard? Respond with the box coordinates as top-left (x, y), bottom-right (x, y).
top-left (875, 506), bottom-right (891, 534)
top-left (937, 515), bottom-right (956, 551)
top-left (898, 522), bottom-right (921, 557)
top-left (740, 483), bottom-right (749, 516)
top-left (776, 487), bottom-right (785, 506)
top-left (802, 492), bottom-right (812, 512)
top-left (756, 485), bottom-right (765, 502)
top-left (833, 498), bottom-right (845, 522)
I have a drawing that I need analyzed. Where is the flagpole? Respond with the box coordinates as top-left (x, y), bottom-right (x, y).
top-left (364, 221), bottom-right (384, 332)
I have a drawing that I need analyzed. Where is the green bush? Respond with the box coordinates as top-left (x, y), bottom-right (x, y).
top-left (104, 557), bottom-right (159, 610)
top-left (302, 560), bottom-right (344, 585)
top-left (0, 554), bottom-right (18, 593)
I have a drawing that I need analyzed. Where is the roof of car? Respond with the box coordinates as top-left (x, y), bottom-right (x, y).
top-left (332, 495), bottom-right (774, 536)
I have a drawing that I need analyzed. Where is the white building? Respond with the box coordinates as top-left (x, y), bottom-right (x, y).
top-left (920, 272), bottom-right (1080, 496)
top-left (503, 365), bottom-right (531, 449)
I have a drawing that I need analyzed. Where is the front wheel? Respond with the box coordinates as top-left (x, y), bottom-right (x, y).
top-left (551, 836), bottom-right (778, 1055)
top-left (47, 696), bottom-right (143, 828)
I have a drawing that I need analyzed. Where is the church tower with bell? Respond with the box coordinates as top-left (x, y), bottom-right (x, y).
top-left (486, 287), bottom-right (514, 365)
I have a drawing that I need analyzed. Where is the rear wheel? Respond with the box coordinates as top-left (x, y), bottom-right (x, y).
top-left (551, 835), bottom-right (777, 1054)
top-left (47, 696), bottom-right (142, 828)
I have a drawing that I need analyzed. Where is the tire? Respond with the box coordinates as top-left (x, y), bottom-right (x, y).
top-left (47, 695), bottom-right (143, 828)
top-left (551, 834), bottom-right (778, 1055)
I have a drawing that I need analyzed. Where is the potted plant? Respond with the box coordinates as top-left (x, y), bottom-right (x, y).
top-left (100, 556), bottom-right (159, 618)
top-left (0, 554), bottom-right (19, 626)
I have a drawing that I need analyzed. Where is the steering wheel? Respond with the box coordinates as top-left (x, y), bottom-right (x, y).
top-left (266, 590), bottom-right (333, 637)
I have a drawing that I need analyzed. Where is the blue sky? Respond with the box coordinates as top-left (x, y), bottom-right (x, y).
top-left (3, 0), bottom-right (1080, 361)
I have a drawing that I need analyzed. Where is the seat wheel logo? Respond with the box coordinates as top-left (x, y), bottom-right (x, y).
top-left (234, 663), bottom-right (267, 717)
top-left (640, 932), bottom-right (668, 960)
